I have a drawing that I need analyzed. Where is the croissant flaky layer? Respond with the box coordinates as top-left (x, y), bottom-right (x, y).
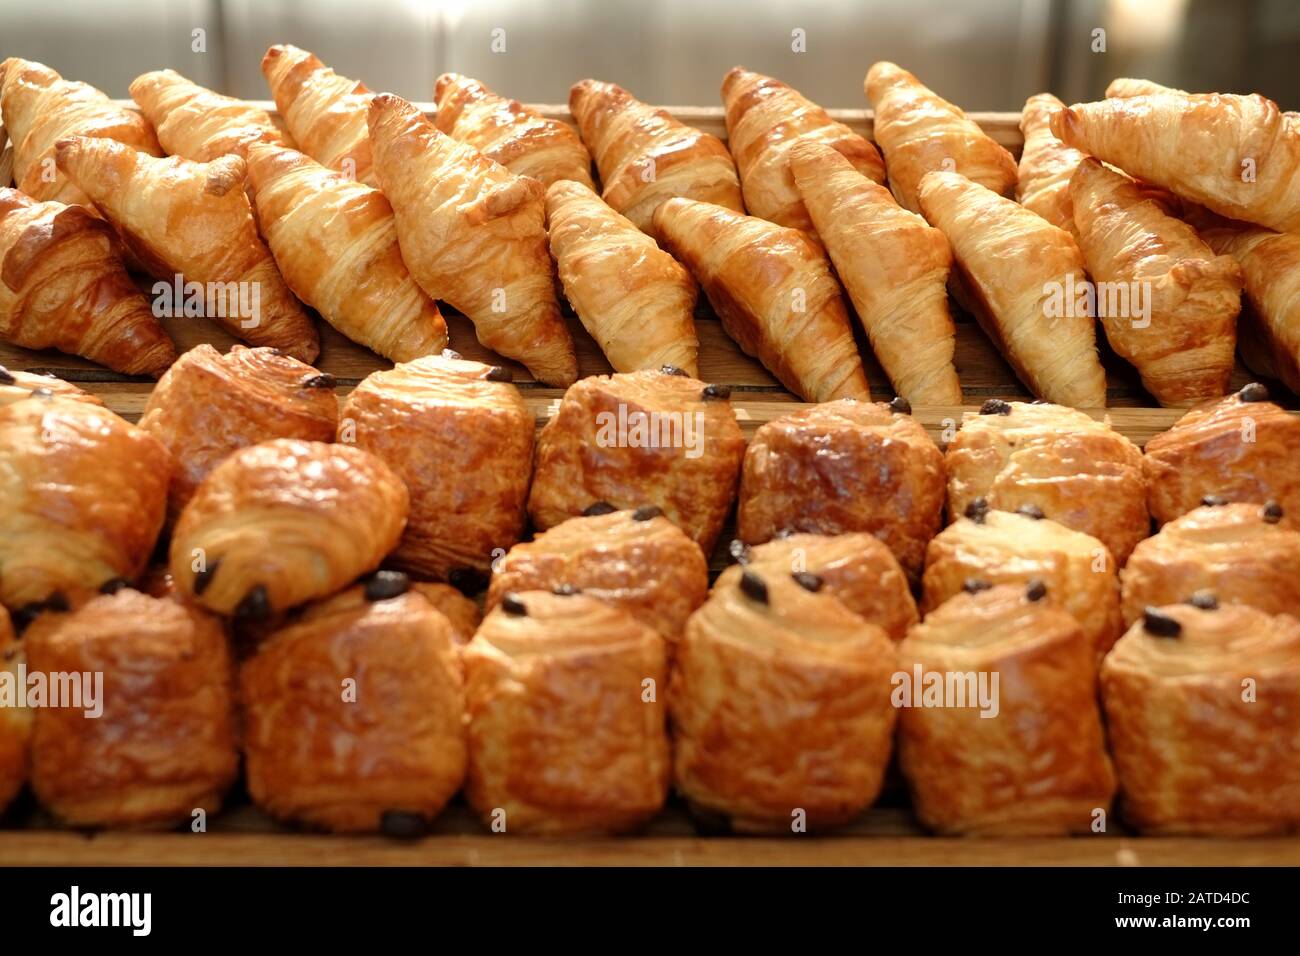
top-left (1017, 93), bottom-right (1086, 235)
top-left (131, 68), bottom-right (292, 161)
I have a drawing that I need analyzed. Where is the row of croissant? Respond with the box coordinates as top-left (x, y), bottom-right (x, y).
top-left (3, 50), bottom-right (1298, 406)
top-left (3, 345), bottom-right (1300, 833)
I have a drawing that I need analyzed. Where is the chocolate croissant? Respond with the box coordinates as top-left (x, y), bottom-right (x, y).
top-left (131, 68), bottom-right (292, 162)
top-left (0, 606), bottom-right (28, 814)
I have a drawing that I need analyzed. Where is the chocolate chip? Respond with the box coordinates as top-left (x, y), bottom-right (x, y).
top-left (501, 593), bottom-right (528, 616)
top-left (582, 500), bottom-right (618, 516)
top-left (632, 505), bottom-right (662, 521)
top-left (1188, 590), bottom-right (1218, 611)
top-left (728, 540), bottom-right (752, 565)
top-left (1016, 504), bottom-right (1045, 520)
top-left (792, 571), bottom-right (824, 592)
top-left (441, 348), bottom-right (463, 361)
top-left (552, 583), bottom-right (581, 596)
top-left (193, 559), bottom-right (220, 596)
top-left (660, 365), bottom-right (689, 377)
top-left (0, 366), bottom-right (13, 385)
top-left (1143, 607), bottom-right (1182, 638)
top-left (1262, 501), bottom-right (1284, 524)
top-left (235, 585), bottom-right (271, 620)
top-left (1200, 494), bottom-right (1229, 507)
top-left (99, 578), bottom-right (130, 595)
top-left (364, 570), bottom-right (409, 601)
top-left (739, 570), bottom-right (769, 604)
top-left (1238, 382), bottom-right (1269, 403)
top-left (1025, 578), bottom-right (1048, 602)
top-left (266, 348), bottom-right (286, 357)
top-left (300, 373), bottom-right (335, 389)
top-left (980, 399), bottom-right (1012, 415)
top-left (379, 810), bottom-right (428, 840)
top-left (448, 567), bottom-right (486, 595)
top-left (963, 578), bottom-right (993, 595)
top-left (484, 366), bottom-right (513, 383)
top-left (701, 383), bottom-right (731, 401)
top-left (964, 497), bottom-right (990, 524)
top-left (888, 396), bottom-right (912, 415)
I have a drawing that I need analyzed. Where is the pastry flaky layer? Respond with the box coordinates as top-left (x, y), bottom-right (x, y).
top-left (738, 399), bottom-right (945, 583)
top-left (721, 67), bottom-right (885, 231)
top-left (918, 170), bottom-right (1107, 407)
top-left (131, 68), bottom-right (292, 162)
top-left (547, 180), bottom-right (700, 376)
top-left (1016, 93), bottom-right (1086, 236)
top-left (654, 197), bottom-right (870, 402)
top-left (243, 141), bottom-right (448, 362)
top-left (0, 606), bottom-right (30, 815)
top-left (435, 72), bottom-right (594, 189)
top-left (671, 565), bottom-right (898, 832)
top-left (899, 584), bottom-right (1116, 835)
top-left (790, 140), bottom-right (961, 404)
top-left (241, 584), bottom-right (466, 833)
top-left (170, 438), bottom-right (408, 617)
top-left (1101, 602), bottom-right (1300, 834)
top-left (339, 352), bottom-right (534, 583)
top-left (569, 79), bottom-right (744, 236)
top-left (464, 591), bottom-right (670, 835)
top-left (944, 400), bottom-right (1149, 564)
top-left (367, 92), bottom-right (577, 386)
top-left (25, 589), bottom-right (238, 828)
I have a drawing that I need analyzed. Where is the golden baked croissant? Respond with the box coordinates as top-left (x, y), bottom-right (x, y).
top-left (671, 564), bottom-right (897, 832)
top-left (464, 590), bottom-right (669, 834)
top-left (1106, 78), bottom-right (1183, 98)
top-left (0, 395), bottom-right (170, 618)
top-left (944, 400), bottom-right (1149, 564)
top-left (721, 67), bottom-right (885, 230)
top-left (170, 439), bottom-right (408, 618)
top-left (367, 93), bottom-right (577, 386)
top-left (0, 605), bottom-right (28, 815)
top-left (1069, 157), bottom-right (1241, 406)
top-left (261, 44), bottom-right (375, 185)
top-left (917, 170), bottom-right (1107, 407)
top-left (654, 197), bottom-right (870, 402)
top-left (25, 588), bottom-right (238, 827)
top-left (243, 142), bottom-right (447, 362)
top-left (1101, 601), bottom-right (1300, 834)
top-left (864, 61), bottom-right (1017, 214)
top-left (546, 180), bottom-right (699, 375)
top-left (569, 79), bottom-right (744, 235)
top-left (898, 583), bottom-right (1115, 835)
top-left (55, 135), bottom-right (320, 362)
top-left (1017, 93), bottom-right (1086, 234)
top-left (131, 68), bottom-right (291, 162)
top-left (339, 352), bottom-right (535, 585)
top-left (435, 72), bottom-right (594, 188)
top-left (0, 57), bottom-right (161, 205)
top-left (0, 366), bottom-right (102, 408)
top-left (241, 579), bottom-right (466, 833)
top-left (0, 123), bottom-right (12, 187)
top-left (789, 140), bottom-right (961, 404)
top-left (0, 189), bottom-right (176, 376)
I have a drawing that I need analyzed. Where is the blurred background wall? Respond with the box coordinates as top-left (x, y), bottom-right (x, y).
top-left (1, 0), bottom-right (1296, 110)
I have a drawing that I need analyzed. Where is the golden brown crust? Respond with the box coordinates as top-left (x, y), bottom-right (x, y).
top-left (410, 583), bottom-right (481, 646)
top-left (528, 368), bottom-right (746, 554)
top-left (26, 589), bottom-right (237, 827)
top-left (898, 584), bottom-right (1115, 835)
top-left (670, 566), bottom-right (897, 832)
top-left (131, 68), bottom-right (292, 162)
top-left (240, 585), bottom-right (466, 832)
top-left (654, 197), bottom-right (870, 402)
top-left (0, 606), bottom-right (29, 814)
top-left (464, 591), bottom-right (669, 834)
top-left (0, 366), bottom-right (102, 408)
top-left (1101, 602), bottom-right (1300, 834)
top-left (944, 401), bottom-right (1149, 564)
top-left (170, 439), bottom-right (408, 617)
top-left (737, 400), bottom-right (944, 582)
top-left (1016, 93), bottom-right (1085, 234)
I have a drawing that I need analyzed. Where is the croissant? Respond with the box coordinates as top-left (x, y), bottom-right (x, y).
top-left (261, 44), bottom-right (375, 185)
top-left (1106, 77), bottom-right (1183, 98)
top-left (0, 124), bottom-right (12, 188)
top-left (0, 189), bottom-right (176, 376)
top-left (1016, 93), bottom-right (1086, 235)
top-left (721, 67), bottom-right (885, 231)
top-left (0, 57), bottom-right (161, 205)
top-left (789, 140), bottom-right (960, 404)
top-left (654, 198), bottom-right (870, 402)
top-left (367, 93), bottom-right (577, 386)
top-left (569, 79), bottom-right (744, 235)
top-left (917, 170), bottom-right (1107, 407)
top-left (243, 142), bottom-right (447, 362)
top-left (0, 606), bottom-right (28, 814)
top-left (864, 61), bottom-right (1017, 214)
top-left (55, 135), bottom-right (319, 362)
top-left (131, 68), bottom-right (292, 162)
top-left (434, 72), bottom-right (593, 188)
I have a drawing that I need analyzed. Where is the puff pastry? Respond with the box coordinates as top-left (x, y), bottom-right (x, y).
top-left (241, 581), bottom-right (466, 833)
top-left (243, 141), bottom-right (447, 362)
top-left (737, 399), bottom-right (945, 582)
top-left (546, 180), bottom-right (699, 376)
top-left (138, 344), bottom-right (340, 521)
top-left (339, 352), bottom-right (534, 584)
top-left (654, 197), bottom-right (870, 402)
top-left (1101, 601), bottom-right (1300, 834)
top-left (435, 72), bottom-right (594, 188)
top-left (670, 564), bottom-right (897, 832)
top-left (0, 188), bottom-right (176, 376)
top-left (131, 68), bottom-right (291, 162)
top-left (367, 93), bottom-right (577, 386)
top-left (569, 79), bottom-right (744, 235)
top-left (528, 368), bottom-right (747, 553)
top-left (0, 395), bottom-right (169, 617)
top-left (170, 439), bottom-right (408, 617)
top-left (464, 591), bottom-right (669, 834)
top-left (0, 57), bottom-right (161, 205)
top-left (922, 507), bottom-right (1122, 658)
top-left (0, 606), bottom-right (28, 814)
top-left (944, 400), bottom-right (1149, 564)
top-left (898, 583), bottom-right (1116, 835)
top-left (917, 170), bottom-right (1107, 407)
top-left (25, 589), bottom-right (238, 827)
top-left (789, 140), bottom-right (961, 404)
top-left (0, 366), bottom-right (102, 408)
top-left (1016, 93), bottom-right (1086, 234)
top-left (721, 67), bottom-right (885, 230)
top-left (1143, 384), bottom-right (1300, 525)
top-left (864, 61), bottom-right (1017, 214)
